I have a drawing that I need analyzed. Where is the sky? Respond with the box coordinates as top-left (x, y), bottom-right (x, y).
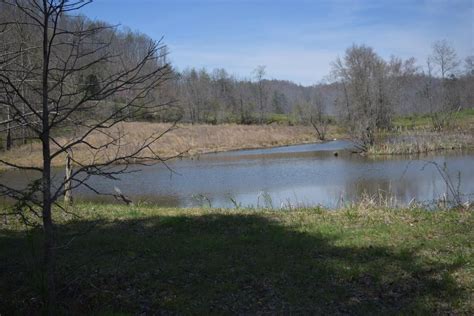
top-left (80, 0), bottom-right (473, 86)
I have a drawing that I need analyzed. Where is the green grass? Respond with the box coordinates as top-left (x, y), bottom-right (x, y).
top-left (267, 113), bottom-right (297, 125)
top-left (393, 109), bottom-right (474, 130)
top-left (1, 204), bottom-right (473, 314)
top-left (393, 114), bottom-right (433, 129)
top-left (369, 109), bottom-right (474, 155)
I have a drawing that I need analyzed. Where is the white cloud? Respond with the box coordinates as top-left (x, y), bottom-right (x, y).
top-left (166, 0), bottom-right (473, 85)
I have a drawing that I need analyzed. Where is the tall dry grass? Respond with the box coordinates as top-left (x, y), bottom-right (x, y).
top-left (368, 130), bottom-right (474, 155)
top-left (0, 123), bottom-right (317, 169)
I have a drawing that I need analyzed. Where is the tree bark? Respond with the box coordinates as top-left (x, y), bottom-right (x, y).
top-left (41, 1), bottom-right (55, 313)
top-left (64, 153), bottom-right (73, 206)
top-left (5, 106), bottom-right (11, 150)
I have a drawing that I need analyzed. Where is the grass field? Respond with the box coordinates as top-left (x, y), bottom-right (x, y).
top-left (1, 204), bottom-right (472, 314)
top-left (392, 108), bottom-right (474, 130)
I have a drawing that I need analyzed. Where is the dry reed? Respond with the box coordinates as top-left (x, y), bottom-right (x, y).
top-left (0, 123), bottom-right (317, 169)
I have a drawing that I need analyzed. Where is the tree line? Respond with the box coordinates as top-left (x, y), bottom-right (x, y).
top-left (2, 2), bottom-right (472, 148)
top-left (159, 43), bottom-right (473, 140)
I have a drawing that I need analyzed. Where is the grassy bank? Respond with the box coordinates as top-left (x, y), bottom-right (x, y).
top-left (368, 109), bottom-right (474, 155)
top-left (368, 130), bottom-right (474, 155)
top-left (392, 108), bottom-right (474, 131)
top-left (0, 109), bottom-right (472, 169)
top-left (0, 123), bottom-right (324, 170)
top-left (1, 204), bottom-right (472, 314)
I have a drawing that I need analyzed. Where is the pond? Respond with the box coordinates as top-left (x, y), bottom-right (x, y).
top-left (2, 140), bottom-right (473, 208)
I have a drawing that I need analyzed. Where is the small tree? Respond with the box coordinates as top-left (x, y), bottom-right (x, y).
top-left (431, 40), bottom-right (459, 79)
top-left (309, 90), bottom-right (329, 141)
top-left (424, 40), bottom-right (461, 130)
top-left (465, 56), bottom-right (474, 76)
top-left (253, 65), bottom-right (267, 124)
top-left (0, 1), bottom-right (174, 312)
top-left (271, 91), bottom-right (287, 115)
top-left (331, 44), bottom-right (392, 149)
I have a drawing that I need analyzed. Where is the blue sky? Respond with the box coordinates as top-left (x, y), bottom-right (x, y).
top-left (80, 0), bottom-right (473, 86)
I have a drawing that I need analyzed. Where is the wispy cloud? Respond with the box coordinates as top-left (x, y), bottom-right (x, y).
top-left (81, 0), bottom-right (474, 85)
top-left (170, 44), bottom-right (335, 84)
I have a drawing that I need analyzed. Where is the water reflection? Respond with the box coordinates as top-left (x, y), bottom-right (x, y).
top-left (1, 141), bottom-right (472, 208)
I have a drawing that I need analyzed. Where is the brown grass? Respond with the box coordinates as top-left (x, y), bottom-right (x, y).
top-left (368, 130), bottom-right (474, 155)
top-left (0, 123), bottom-right (319, 169)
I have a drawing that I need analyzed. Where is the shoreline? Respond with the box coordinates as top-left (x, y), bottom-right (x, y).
top-left (0, 122), bottom-right (473, 171)
top-left (0, 123), bottom-right (323, 171)
top-left (186, 138), bottom-right (328, 157)
top-left (0, 138), bottom-right (325, 172)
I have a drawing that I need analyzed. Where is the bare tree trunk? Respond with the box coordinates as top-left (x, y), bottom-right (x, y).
top-left (21, 45), bottom-right (27, 145)
top-left (41, 2), bottom-right (55, 312)
top-left (259, 84), bottom-right (264, 124)
top-left (5, 106), bottom-right (11, 150)
top-left (64, 152), bottom-right (73, 206)
top-left (310, 116), bottom-right (326, 141)
top-left (42, 141), bottom-right (55, 314)
top-left (240, 97), bottom-right (244, 124)
top-left (22, 103), bottom-right (27, 145)
top-left (342, 81), bottom-right (351, 123)
top-left (5, 129), bottom-right (11, 150)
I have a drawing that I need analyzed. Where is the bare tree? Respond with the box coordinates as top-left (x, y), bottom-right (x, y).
top-left (464, 56), bottom-right (474, 76)
top-left (460, 56), bottom-right (474, 111)
top-left (331, 45), bottom-right (390, 149)
top-left (236, 78), bottom-right (255, 124)
top-left (430, 40), bottom-right (459, 79)
top-left (330, 44), bottom-right (421, 148)
top-left (423, 40), bottom-right (461, 130)
top-left (0, 1), bottom-right (174, 312)
top-left (309, 90), bottom-right (329, 141)
top-left (253, 65), bottom-right (267, 124)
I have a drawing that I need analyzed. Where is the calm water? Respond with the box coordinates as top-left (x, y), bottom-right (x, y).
top-left (2, 140), bottom-right (473, 208)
